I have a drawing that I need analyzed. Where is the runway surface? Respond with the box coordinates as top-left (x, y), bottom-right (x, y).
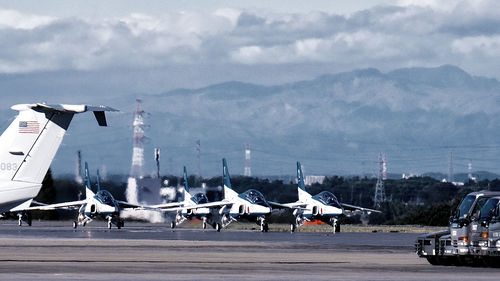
top-left (0, 221), bottom-right (499, 280)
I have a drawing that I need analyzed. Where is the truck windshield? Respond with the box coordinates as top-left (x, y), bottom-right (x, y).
top-left (479, 198), bottom-right (500, 220)
top-left (471, 197), bottom-right (489, 217)
top-left (457, 195), bottom-right (476, 219)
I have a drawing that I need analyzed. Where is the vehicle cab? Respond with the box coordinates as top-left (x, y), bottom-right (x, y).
top-left (469, 197), bottom-right (500, 256)
top-left (449, 192), bottom-right (498, 256)
top-left (487, 200), bottom-right (500, 258)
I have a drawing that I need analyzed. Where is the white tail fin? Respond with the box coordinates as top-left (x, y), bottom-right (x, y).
top-left (297, 161), bottom-right (311, 202)
top-left (222, 158), bottom-right (238, 200)
top-left (0, 103), bottom-right (116, 184)
top-left (183, 166), bottom-right (192, 204)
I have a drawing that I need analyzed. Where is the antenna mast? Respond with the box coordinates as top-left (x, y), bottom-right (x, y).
top-left (373, 153), bottom-right (387, 207)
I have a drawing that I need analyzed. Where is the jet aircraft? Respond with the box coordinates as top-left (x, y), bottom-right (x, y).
top-left (160, 159), bottom-right (272, 232)
top-left (24, 163), bottom-right (149, 229)
top-left (162, 166), bottom-right (213, 229)
top-left (270, 162), bottom-right (381, 232)
top-left (0, 103), bottom-right (116, 225)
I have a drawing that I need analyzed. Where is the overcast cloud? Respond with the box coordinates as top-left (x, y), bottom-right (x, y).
top-left (0, 0), bottom-right (499, 81)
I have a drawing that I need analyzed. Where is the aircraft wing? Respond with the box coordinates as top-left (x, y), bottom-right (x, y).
top-left (159, 201), bottom-right (234, 212)
top-left (116, 200), bottom-right (159, 211)
top-left (341, 203), bottom-right (382, 214)
top-left (268, 201), bottom-right (308, 210)
top-left (151, 202), bottom-right (185, 209)
top-left (23, 200), bottom-right (86, 211)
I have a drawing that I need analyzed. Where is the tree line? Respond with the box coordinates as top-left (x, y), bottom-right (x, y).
top-left (34, 169), bottom-right (498, 226)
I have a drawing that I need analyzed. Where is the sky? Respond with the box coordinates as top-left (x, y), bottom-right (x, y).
top-left (1, 0), bottom-right (500, 177)
top-left (0, 0), bottom-right (499, 87)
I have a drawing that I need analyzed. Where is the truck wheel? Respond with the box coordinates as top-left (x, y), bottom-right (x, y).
top-left (425, 256), bottom-right (439, 265)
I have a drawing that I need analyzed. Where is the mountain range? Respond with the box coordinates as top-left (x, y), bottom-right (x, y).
top-left (2, 65), bottom-right (500, 178)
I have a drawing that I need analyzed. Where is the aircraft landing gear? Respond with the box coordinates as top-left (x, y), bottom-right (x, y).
top-left (17, 212), bottom-right (32, 227)
top-left (73, 221), bottom-right (78, 229)
top-left (107, 217), bottom-right (112, 229)
top-left (331, 218), bottom-right (340, 233)
top-left (202, 218), bottom-right (207, 230)
top-left (215, 223), bottom-right (222, 232)
top-left (170, 221), bottom-right (176, 229)
top-left (290, 223), bottom-right (296, 233)
top-left (259, 218), bottom-right (269, 232)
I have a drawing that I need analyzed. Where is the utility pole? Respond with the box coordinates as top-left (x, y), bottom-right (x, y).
top-left (373, 153), bottom-right (387, 208)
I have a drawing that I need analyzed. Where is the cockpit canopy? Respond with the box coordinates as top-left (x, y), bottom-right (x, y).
top-left (313, 191), bottom-right (342, 208)
top-left (191, 193), bottom-right (209, 204)
top-left (95, 190), bottom-right (115, 205)
top-left (240, 189), bottom-right (269, 207)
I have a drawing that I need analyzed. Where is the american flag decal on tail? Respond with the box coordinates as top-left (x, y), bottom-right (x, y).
top-left (19, 121), bottom-right (40, 134)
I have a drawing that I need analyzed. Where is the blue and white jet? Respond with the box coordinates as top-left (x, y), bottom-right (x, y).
top-left (163, 166), bottom-right (213, 229)
top-left (270, 162), bottom-right (381, 232)
top-left (161, 159), bottom-right (272, 232)
top-left (24, 163), bottom-right (148, 229)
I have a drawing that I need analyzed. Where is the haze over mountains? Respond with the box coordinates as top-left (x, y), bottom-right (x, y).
top-left (2, 65), bottom-right (500, 178)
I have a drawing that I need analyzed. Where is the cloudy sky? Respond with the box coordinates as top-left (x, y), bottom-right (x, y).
top-left (1, 0), bottom-right (500, 177)
top-left (0, 0), bottom-right (499, 93)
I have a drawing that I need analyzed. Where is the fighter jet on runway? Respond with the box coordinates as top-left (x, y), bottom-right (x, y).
top-left (160, 159), bottom-right (272, 232)
top-left (24, 162), bottom-right (151, 229)
top-left (270, 162), bottom-right (381, 233)
top-left (161, 166), bottom-right (213, 229)
top-left (0, 103), bottom-right (116, 226)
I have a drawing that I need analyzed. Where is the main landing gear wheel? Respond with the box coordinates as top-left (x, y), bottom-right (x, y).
top-left (18, 217), bottom-right (22, 227)
top-left (73, 221), bottom-right (78, 229)
top-left (290, 223), bottom-right (296, 233)
top-left (170, 221), bottom-right (176, 229)
top-left (215, 223), bottom-right (222, 232)
top-left (107, 221), bottom-right (112, 229)
top-left (260, 222), bottom-right (269, 232)
top-left (202, 221), bottom-right (207, 230)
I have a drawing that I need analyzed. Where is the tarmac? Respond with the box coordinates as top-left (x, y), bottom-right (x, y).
top-left (0, 220), bottom-right (499, 280)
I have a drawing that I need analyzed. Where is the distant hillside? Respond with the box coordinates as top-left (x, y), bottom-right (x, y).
top-left (3, 65), bottom-right (500, 177)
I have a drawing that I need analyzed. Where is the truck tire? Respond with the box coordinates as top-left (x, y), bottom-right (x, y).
top-left (426, 256), bottom-right (439, 265)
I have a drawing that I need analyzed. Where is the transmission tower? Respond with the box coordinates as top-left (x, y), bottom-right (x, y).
top-left (130, 99), bottom-right (146, 178)
top-left (244, 143), bottom-right (251, 177)
top-left (373, 153), bottom-right (387, 207)
top-left (468, 160), bottom-right (473, 181)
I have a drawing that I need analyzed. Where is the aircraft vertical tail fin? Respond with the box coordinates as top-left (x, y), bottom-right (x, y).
top-left (222, 158), bottom-right (238, 200)
top-left (0, 103), bottom-right (116, 185)
top-left (183, 166), bottom-right (192, 203)
top-left (297, 161), bottom-right (310, 201)
top-left (84, 162), bottom-right (95, 199)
